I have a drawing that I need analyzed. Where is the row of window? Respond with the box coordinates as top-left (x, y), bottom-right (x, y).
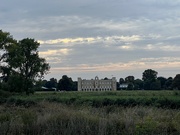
top-left (82, 88), bottom-right (112, 91)
top-left (82, 86), bottom-right (112, 89)
top-left (81, 81), bottom-right (112, 85)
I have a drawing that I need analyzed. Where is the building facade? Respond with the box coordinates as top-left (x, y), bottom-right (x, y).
top-left (78, 76), bottom-right (117, 91)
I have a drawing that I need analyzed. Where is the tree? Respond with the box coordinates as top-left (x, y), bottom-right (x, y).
top-left (72, 81), bottom-right (78, 91)
top-left (57, 75), bottom-right (74, 91)
top-left (127, 83), bottom-right (134, 90)
top-left (142, 69), bottom-right (158, 82)
top-left (45, 78), bottom-right (57, 89)
top-left (3, 73), bottom-right (24, 93)
top-left (0, 35), bottom-right (50, 94)
top-left (119, 78), bottom-right (125, 84)
top-left (123, 76), bottom-right (135, 90)
top-left (157, 77), bottom-right (167, 90)
top-left (150, 80), bottom-right (161, 90)
top-left (0, 30), bottom-right (16, 50)
top-left (142, 69), bottom-right (158, 90)
top-left (33, 79), bottom-right (45, 91)
top-left (165, 77), bottom-right (173, 90)
top-left (0, 30), bottom-right (16, 79)
top-left (17, 38), bottom-right (50, 94)
top-left (134, 79), bottom-right (143, 90)
top-left (125, 76), bottom-right (135, 83)
top-left (143, 80), bottom-right (151, 90)
top-left (172, 74), bottom-right (180, 90)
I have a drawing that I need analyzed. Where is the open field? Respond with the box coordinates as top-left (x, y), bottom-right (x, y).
top-left (0, 90), bottom-right (180, 134)
top-left (2, 90), bottom-right (180, 109)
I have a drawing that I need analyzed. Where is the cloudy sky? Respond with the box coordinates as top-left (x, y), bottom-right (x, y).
top-left (1, 0), bottom-right (180, 81)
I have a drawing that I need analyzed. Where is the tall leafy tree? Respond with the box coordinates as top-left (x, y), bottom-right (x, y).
top-left (127, 83), bottom-right (134, 90)
top-left (172, 74), bottom-right (180, 90)
top-left (150, 80), bottom-right (161, 90)
top-left (157, 77), bottom-right (167, 90)
top-left (142, 69), bottom-right (158, 90)
top-left (0, 30), bottom-right (16, 49)
top-left (142, 69), bottom-right (158, 82)
top-left (57, 75), bottom-right (74, 91)
top-left (124, 76), bottom-right (135, 90)
top-left (165, 77), bottom-right (173, 90)
top-left (45, 78), bottom-right (57, 89)
top-left (125, 76), bottom-right (135, 83)
top-left (134, 79), bottom-right (143, 90)
top-left (0, 34), bottom-right (50, 94)
top-left (17, 38), bottom-right (50, 94)
top-left (0, 30), bottom-right (17, 80)
top-left (119, 78), bottom-right (125, 84)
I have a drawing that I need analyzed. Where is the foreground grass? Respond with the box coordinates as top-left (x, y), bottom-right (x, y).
top-left (0, 90), bottom-right (180, 134)
top-left (0, 101), bottom-right (180, 135)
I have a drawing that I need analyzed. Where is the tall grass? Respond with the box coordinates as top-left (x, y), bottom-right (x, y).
top-left (0, 90), bottom-right (180, 134)
top-left (0, 102), bottom-right (180, 135)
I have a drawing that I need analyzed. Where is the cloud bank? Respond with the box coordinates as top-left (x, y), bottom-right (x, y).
top-left (1, 0), bottom-right (180, 80)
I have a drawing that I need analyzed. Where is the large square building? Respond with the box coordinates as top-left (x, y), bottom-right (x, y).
top-left (78, 76), bottom-right (117, 91)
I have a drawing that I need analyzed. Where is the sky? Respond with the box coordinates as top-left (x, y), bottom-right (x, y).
top-left (1, 0), bottom-right (180, 81)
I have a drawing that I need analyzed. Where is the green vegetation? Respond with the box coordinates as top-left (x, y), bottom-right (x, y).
top-left (0, 30), bottom-right (50, 95)
top-left (2, 90), bottom-right (179, 109)
top-left (0, 91), bottom-right (180, 134)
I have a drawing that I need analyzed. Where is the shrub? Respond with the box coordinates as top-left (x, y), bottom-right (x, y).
top-left (6, 97), bottom-right (36, 107)
top-left (0, 89), bottom-right (12, 98)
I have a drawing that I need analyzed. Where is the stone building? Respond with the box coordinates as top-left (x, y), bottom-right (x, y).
top-left (78, 76), bottom-right (117, 91)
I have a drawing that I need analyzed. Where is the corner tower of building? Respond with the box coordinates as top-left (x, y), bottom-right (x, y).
top-left (78, 77), bottom-right (82, 91)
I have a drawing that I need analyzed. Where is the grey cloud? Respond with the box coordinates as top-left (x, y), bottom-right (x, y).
top-left (1, 0), bottom-right (180, 79)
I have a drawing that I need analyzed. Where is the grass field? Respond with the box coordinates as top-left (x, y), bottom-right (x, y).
top-left (0, 90), bottom-right (180, 134)
top-left (4, 90), bottom-right (180, 108)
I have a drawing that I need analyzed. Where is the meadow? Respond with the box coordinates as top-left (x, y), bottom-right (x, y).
top-left (0, 90), bottom-right (180, 135)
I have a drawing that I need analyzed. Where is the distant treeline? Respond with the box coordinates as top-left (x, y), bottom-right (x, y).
top-left (34, 69), bottom-right (180, 91)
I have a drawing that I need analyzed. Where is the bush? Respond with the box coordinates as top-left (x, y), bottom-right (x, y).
top-left (0, 90), bottom-right (10, 97)
top-left (6, 97), bottom-right (37, 107)
top-left (0, 89), bottom-right (12, 100)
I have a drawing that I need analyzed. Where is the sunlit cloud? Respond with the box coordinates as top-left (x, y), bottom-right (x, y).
top-left (39, 48), bottom-right (72, 57)
top-left (50, 57), bottom-right (180, 73)
top-left (119, 45), bottom-right (134, 50)
top-left (143, 44), bottom-right (180, 51)
top-left (38, 37), bottom-right (97, 44)
top-left (38, 35), bottom-right (142, 45)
